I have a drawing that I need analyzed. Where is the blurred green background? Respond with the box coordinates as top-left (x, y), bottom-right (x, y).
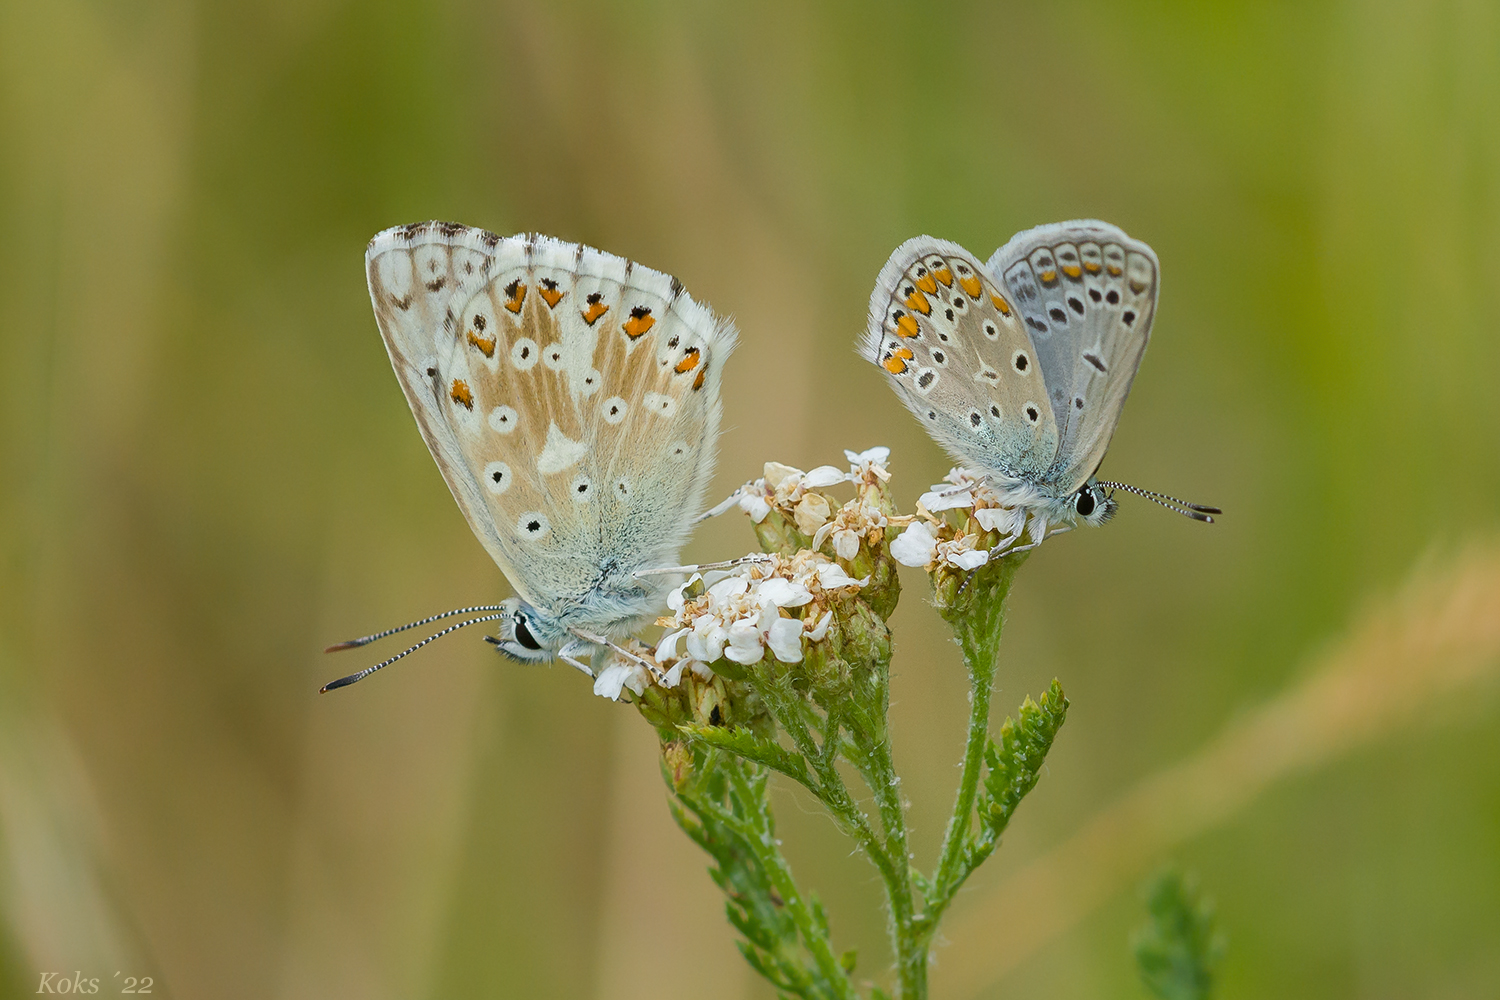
top-left (2, 0), bottom-right (1498, 997)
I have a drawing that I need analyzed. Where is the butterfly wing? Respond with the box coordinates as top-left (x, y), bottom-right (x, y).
top-left (985, 221), bottom-right (1158, 494)
top-left (862, 236), bottom-right (1059, 482)
top-left (366, 222), bottom-right (735, 619)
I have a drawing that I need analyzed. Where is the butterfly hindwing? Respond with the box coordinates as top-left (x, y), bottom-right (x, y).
top-left (862, 236), bottom-right (1059, 480)
top-left (985, 221), bottom-right (1158, 493)
top-left (367, 223), bottom-right (734, 618)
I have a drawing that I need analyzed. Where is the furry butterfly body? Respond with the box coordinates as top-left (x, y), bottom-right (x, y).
top-left (365, 221), bottom-right (736, 666)
top-left (862, 220), bottom-right (1161, 529)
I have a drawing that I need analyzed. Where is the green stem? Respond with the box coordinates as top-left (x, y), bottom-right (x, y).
top-left (765, 681), bottom-right (902, 891)
top-left (755, 667), bottom-right (923, 996)
top-left (921, 557), bottom-right (1021, 935)
top-left (723, 760), bottom-right (858, 1000)
top-left (854, 725), bottom-right (922, 998)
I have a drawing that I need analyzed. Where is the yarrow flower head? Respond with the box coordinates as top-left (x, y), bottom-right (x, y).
top-left (733, 447), bottom-right (892, 525)
top-left (611, 448), bottom-right (903, 739)
top-left (736, 461), bottom-right (851, 531)
top-left (593, 552), bottom-right (870, 701)
top-left (665, 551), bottom-right (863, 668)
top-left (890, 467), bottom-right (1068, 576)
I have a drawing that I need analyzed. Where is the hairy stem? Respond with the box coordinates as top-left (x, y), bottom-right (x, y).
top-left (723, 759), bottom-right (859, 1000)
top-left (856, 727), bottom-right (922, 997)
top-left (922, 556), bottom-right (1022, 937)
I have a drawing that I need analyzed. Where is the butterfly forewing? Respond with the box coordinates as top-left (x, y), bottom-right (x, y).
top-left (985, 220), bottom-right (1158, 492)
top-left (862, 236), bottom-right (1059, 480)
top-left (366, 223), bottom-right (734, 619)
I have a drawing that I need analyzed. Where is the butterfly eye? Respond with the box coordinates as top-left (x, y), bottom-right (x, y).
top-left (513, 613), bottom-right (542, 651)
top-left (1074, 488), bottom-right (1097, 518)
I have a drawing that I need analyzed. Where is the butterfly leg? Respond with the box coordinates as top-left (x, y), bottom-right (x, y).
top-left (556, 638), bottom-right (596, 678)
top-left (632, 552), bottom-right (775, 579)
top-left (568, 629), bottom-right (667, 683)
top-left (933, 474), bottom-right (993, 500)
top-left (694, 487), bottom-right (745, 523)
top-left (998, 523), bottom-right (1073, 557)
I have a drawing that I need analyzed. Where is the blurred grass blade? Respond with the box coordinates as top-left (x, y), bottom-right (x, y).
top-left (942, 536), bottom-right (1500, 998)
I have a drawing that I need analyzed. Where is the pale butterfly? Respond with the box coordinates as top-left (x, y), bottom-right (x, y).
top-left (323, 222), bottom-right (736, 691)
top-left (861, 220), bottom-right (1217, 534)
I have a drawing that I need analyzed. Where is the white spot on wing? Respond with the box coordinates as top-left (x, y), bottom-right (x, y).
top-left (511, 338), bottom-right (539, 370)
top-left (536, 422), bottom-right (588, 475)
top-left (483, 462), bottom-right (512, 495)
top-left (375, 251), bottom-right (414, 302)
top-left (517, 512), bottom-right (550, 539)
top-left (602, 396), bottom-right (628, 425)
top-left (643, 392), bottom-right (677, 419)
top-left (412, 245), bottom-right (448, 289)
top-left (488, 405), bottom-right (518, 434)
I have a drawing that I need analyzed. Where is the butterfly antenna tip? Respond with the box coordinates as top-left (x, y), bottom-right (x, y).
top-left (323, 605), bottom-right (509, 654)
top-left (1096, 481), bottom-right (1221, 523)
top-left (318, 611), bottom-right (508, 693)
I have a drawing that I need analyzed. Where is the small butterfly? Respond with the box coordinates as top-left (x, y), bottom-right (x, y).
top-left (323, 222), bottom-right (736, 691)
top-left (861, 220), bottom-right (1217, 531)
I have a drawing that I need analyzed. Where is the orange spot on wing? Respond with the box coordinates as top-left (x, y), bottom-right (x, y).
top-left (1106, 264), bottom-right (1123, 276)
top-left (1062, 264), bottom-right (1082, 279)
top-left (895, 345), bottom-right (914, 360)
top-left (915, 272), bottom-right (937, 294)
top-left (466, 331), bottom-right (496, 357)
top-left (693, 365), bottom-right (707, 391)
top-left (959, 274), bottom-right (982, 298)
top-left (503, 280), bottom-right (526, 313)
top-left (582, 293), bottom-right (609, 326)
top-left (904, 289), bottom-right (931, 315)
top-left (991, 293), bottom-right (1012, 315)
top-left (1039, 269), bottom-right (1057, 284)
top-left (623, 306), bottom-right (655, 339)
top-left (538, 279), bottom-right (563, 308)
top-left (450, 379), bottom-right (473, 409)
top-left (933, 266), bottom-right (954, 286)
top-left (1084, 261), bottom-right (1102, 274)
top-left (895, 313), bottom-right (920, 338)
top-left (883, 355), bottom-right (908, 374)
top-left (1129, 280), bottom-right (1148, 293)
top-left (675, 347), bottom-right (701, 373)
